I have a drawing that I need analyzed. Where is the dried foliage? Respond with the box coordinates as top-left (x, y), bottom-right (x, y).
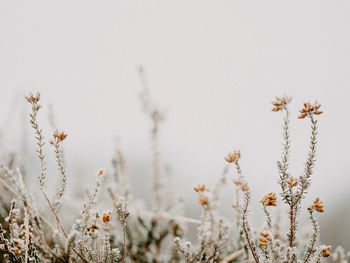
top-left (0, 92), bottom-right (347, 263)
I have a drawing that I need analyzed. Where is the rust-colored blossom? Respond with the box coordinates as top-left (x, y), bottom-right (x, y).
top-left (87, 224), bottom-right (99, 234)
top-left (53, 129), bottom-right (68, 142)
top-left (193, 184), bottom-right (208, 193)
top-left (233, 178), bottom-right (249, 191)
top-left (102, 210), bottom-right (111, 223)
top-left (233, 179), bottom-right (244, 186)
top-left (198, 194), bottom-right (209, 207)
top-left (321, 246), bottom-right (331, 257)
top-left (286, 176), bottom-right (298, 187)
top-left (241, 182), bottom-right (249, 192)
top-left (225, 150), bottom-right (241, 163)
top-left (299, 102), bottom-right (323, 119)
top-left (308, 197), bottom-right (324, 212)
top-left (25, 92), bottom-right (41, 104)
top-left (194, 185), bottom-right (210, 210)
top-left (259, 232), bottom-right (271, 247)
top-left (261, 193), bottom-right (277, 207)
top-left (271, 96), bottom-right (291, 112)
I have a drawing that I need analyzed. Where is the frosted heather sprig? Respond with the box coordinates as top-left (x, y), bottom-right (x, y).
top-left (25, 92), bottom-right (46, 189)
top-left (226, 151), bottom-right (260, 263)
top-left (50, 129), bottom-right (68, 213)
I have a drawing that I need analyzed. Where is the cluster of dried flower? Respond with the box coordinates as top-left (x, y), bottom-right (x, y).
top-left (0, 92), bottom-right (348, 263)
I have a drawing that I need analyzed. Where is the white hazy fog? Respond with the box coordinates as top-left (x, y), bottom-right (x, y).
top-left (1, 0), bottom-right (350, 246)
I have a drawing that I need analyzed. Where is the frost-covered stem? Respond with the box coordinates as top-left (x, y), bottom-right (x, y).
top-left (262, 203), bottom-right (272, 231)
top-left (45, 190), bottom-right (87, 262)
top-left (24, 207), bottom-right (30, 263)
top-left (28, 102), bottom-right (47, 189)
top-left (203, 248), bottom-right (217, 263)
top-left (230, 157), bottom-right (259, 263)
top-left (289, 205), bottom-right (295, 247)
top-left (79, 171), bottom-right (104, 261)
top-left (234, 159), bottom-right (242, 178)
top-left (81, 171), bottom-right (104, 245)
top-left (151, 125), bottom-right (162, 212)
top-left (233, 159), bottom-right (243, 227)
top-left (121, 220), bottom-right (127, 263)
top-left (303, 209), bottom-right (319, 263)
top-left (190, 245), bottom-right (205, 263)
top-left (315, 252), bottom-right (322, 263)
top-left (235, 186), bottom-right (240, 227)
top-left (103, 222), bottom-right (111, 263)
top-left (295, 115), bottom-right (318, 206)
top-left (42, 190), bottom-right (67, 237)
top-left (242, 189), bottom-right (260, 263)
top-left (278, 106), bottom-right (291, 203)
top-left (275, 104), bottom-right (299, 247)
top-left (52, 137), bottom-right (67, 213)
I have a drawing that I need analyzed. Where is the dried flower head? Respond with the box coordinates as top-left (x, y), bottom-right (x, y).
top-left (233, 179), bottom-right (244, 186)
top-left (271, 96), bottom-right (291, 112)
top-left (308, 197), bottom-right (324, 212)
top-left (115, 197), bottom-right (130, 222)
top-left (259, 232), bottom-right (271, 247)
top-left (87, 224), bottom-right (100, 234)
top-left (261, 193), bottom-right (277, 206)
top-left (194, 185), bottom-right (210, 210)
top-left (233, 178), bottom-right (249, 191)
top-left (193, 184), bottom-right (208, 193)
top-left (321, 246), bottom-right (331, 257)
top-left (225, 150), bottom-right (241, 163)
top-left (102, 210), bottom-right (112, 223)
top-left (25, 92), bottom-right (41, 104)
top-left (241, 182), bottom-right (249, 192)
top-left (198, 193), bottom-right (209, 207)
top-left (299, 102), bottom-right (323, 119)
top-left (53, 129), bottom-right (68, 142)
top-left (286, 176), bottom-right (298, 187)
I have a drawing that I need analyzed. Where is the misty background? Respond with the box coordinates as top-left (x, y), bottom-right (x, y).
top-left (0, 0), bottom-right (349, 249)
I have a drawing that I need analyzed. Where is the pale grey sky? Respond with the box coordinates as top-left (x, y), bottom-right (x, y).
top-left (0, 1), bottom-right (350, 225)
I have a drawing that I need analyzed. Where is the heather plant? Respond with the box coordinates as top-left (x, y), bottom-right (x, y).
top-left (0, 92), bottom-right (348, 263)
top-left (173, 97), bottom-right (348, 263)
